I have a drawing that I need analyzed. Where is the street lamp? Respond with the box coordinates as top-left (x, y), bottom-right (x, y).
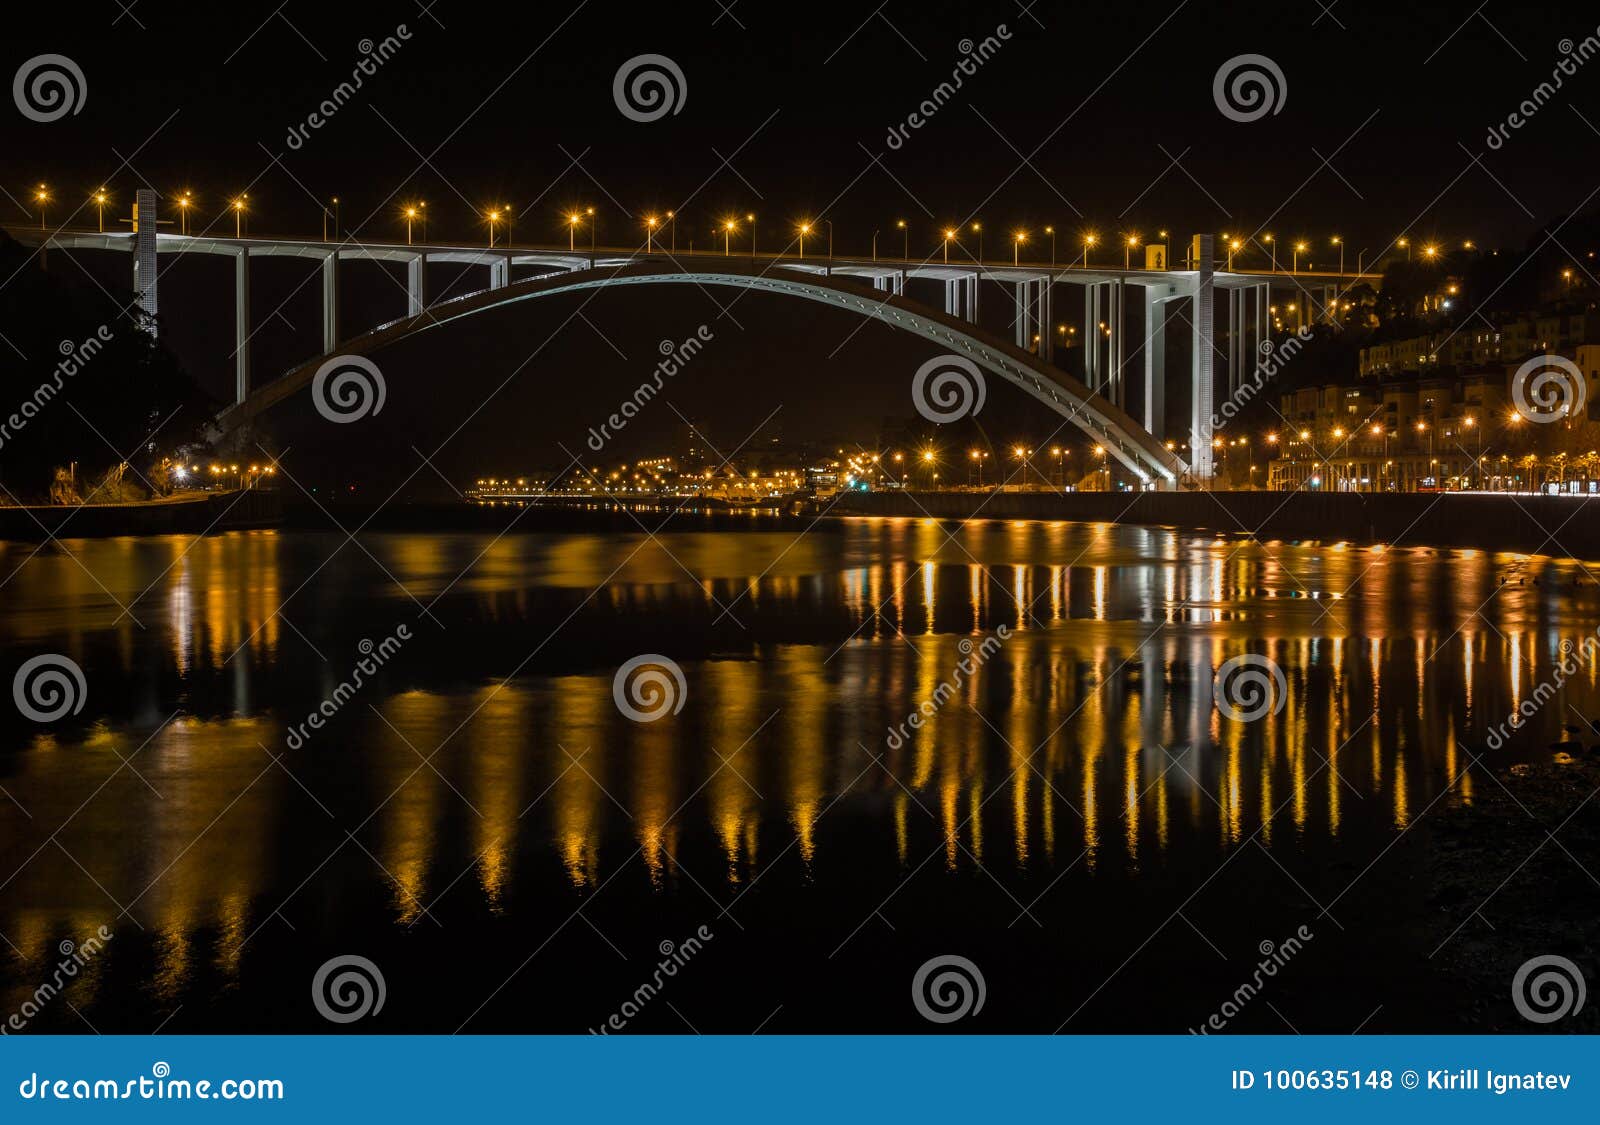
top-left (1044, 225), bottom-right (1055, 267)
top-left (798, 221), bottom-right (811, 258)
top-left (942, 227), bottom-right (956, 264)
top-left (666, 210), bottom-right (676, 253)
top-left (487, 209), bottom-right (500, 247)
top-left (897, 219), bottom-right (908, 260)
top-left (176, 191), bottom-right (192, 235)
top-left (567, 212), bottom-right (581, 251)
top-left (34, 185), bottom-right (48, 230)
top-left (1265, 234), bottom-right (1275, 272)
top-left (404, 206), bottom-right (417, 245)
top-left (1013, 230), bottom-right (1026, 265)
top-left (1423, 243), bottom-right (1439, 262)
top-left (1128, 234), bottom-right (1142, 269)
top-left (1292, 241), bottom-right (1307, 273)
top-left (503, 205), bottom-right (514, 246)
top-left (1332, 236), bottom-right (1344, 275)
top-left (746, 212), bottom-right (755, 257)
top-left (723, 218), bottom-right (736, 256)
top-left (872, 228), bottom-right (880, 260)
top-left (418, 201), bottom-right (426, 241)
top-left (645, 215), bottom-right (659, 252)
top-left (93, 189), bottom-right (108, 233)
top-left (587, 206), bottom-right (597, 256)
top-left (972, 222), bottom-right (983, 262)
top-left (232, 196), bottom-right (247, 238)
top-left (1082, 232), bottom-right (1097, 267)
top-left (1226, 237), bottom-right (1240, 270)
top-left (1397, 237), bottom-right (1410, 261)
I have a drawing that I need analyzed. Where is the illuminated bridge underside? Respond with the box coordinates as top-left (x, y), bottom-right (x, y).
top-left (223, 264), bottom-right (1188, 484)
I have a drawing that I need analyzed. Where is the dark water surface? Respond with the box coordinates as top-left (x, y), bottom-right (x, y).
top-left (1, 516), bottom-right (1593, 1032)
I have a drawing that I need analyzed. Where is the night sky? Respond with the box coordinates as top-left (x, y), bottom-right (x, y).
top-left (5, 0), bottom-right (1599, 496)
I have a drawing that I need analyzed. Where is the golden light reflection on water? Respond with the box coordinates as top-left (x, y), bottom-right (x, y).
top-left (2, 525), bottom-right (1597, 1012)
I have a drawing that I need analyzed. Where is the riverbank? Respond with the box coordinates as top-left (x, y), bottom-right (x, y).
top-left (1426, 756), bottom-right (1600, 1031)
top-left (0, 489), bottom-right (280, 539)
top-left (831, 489), bottom-right (1600, 558)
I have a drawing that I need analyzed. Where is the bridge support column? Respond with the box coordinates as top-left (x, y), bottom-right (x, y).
top-left (1111, 279), bottom-right (1125, 408)
top-left (322, 251), bottom-right (340, 353)
top-left (133, 189), bottom-right (158, 336)
top-left (407, 255), bottom-right (427, 316)
top-left (233, 248), bottom-right (250, 406)
top-left (894, 271), bottom-right (905, 297)
top-left (1043, 278), bottom-right (1053, 361)
top-left (1144, 291), bottom-right (1167, 438)
top-left (966, 274), bottom-right (979, 325)
top-left (1191, 236), bottom-right (1215, 480)
top-left (1256, 283), bottom-right (1269, 358)
top-left (1083, 283), bottom-right (1097, 390)
top-left (1013, 282), bottom-right (1027, 348)
top-left (1227, 287), bottom-right (1240, 396)
top-left (490, 257), bottom-right (510, 289)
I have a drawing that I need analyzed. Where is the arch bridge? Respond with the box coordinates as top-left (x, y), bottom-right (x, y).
top-left (5, 193), bottom-right (1377, 482)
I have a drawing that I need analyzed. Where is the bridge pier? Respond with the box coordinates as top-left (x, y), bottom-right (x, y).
top-left (1145, 291), bottom-right (1174, 440)
top-left (322, 251), bottom-right (340, 353)
top-left (132, 189), bottom-right (158, 335)
top-left (1190, 235), bottom-right (1215, 480)
top-left (490, 257), bottom-right (510, 289)
top-left (1109, 279), bottom-right (1124, 409)
top-left (1083, 282), bottom-right (1099, 390)
top-left (407, 255), bottom-right (427, 316)
top-left (233, 248), bottom-right (250, 405)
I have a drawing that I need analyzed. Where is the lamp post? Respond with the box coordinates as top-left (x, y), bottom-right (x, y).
top-left (666, 210), bottom-right (675, 253)
top-left (943, 227), bottom-right (955, 264)
top-left (567, 212), bottom-right (579, 252)
top-left (487, 209), bottom-right (499, 248)
top-left (746, 212), bottom-right (755, 258)
top-left (405, 206), bottom-right (416, 245)
top-left (897, 219), bottom-right (908, 260)
top-left (872, 228), bottom-right (879, 261)
top-left (1293, 241), bottom-right (1307, 273)
top-left (330, 197), bottom-right (339, 240)
top-left (1265, 234), bottom-right (1275, 271)
top-left (646, 215), bottom-right (658, 252)
top-left (588, 207), bottom-right (597, 257)
top-left (972, 222), bottom-right (983, 262)
top-left (1128, 234), bottom-right (1142, 269)
top-left (824, 219), bottom-right (833, 257)
top-left (1013, 231), bottom-right (1026, 266)
top-left (419, 201), bottom-right (426, 241)
top-left (504, 205), bottom-right (513, 246)
top-left (1045, 225), bottom-right (1055, 267)
top-left (798, 221), bottom-right (810, 258)
top-left (1082, 232), bottom-right (1097, 268)
top-left (177, 192), bottom-right (192, 235)
top-left (723, 219), bottom-right (734, 256)
top-left (1332, 236), bottom-right (1344, 275)
top-left (1397, 237), bottom-right (1410, 261)
top-left (93, 189), bottom-right (107, 233)
top-left (232, 196), bottom-right (246, 238)
top-left (34, 185), bottom-right (47, 230)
